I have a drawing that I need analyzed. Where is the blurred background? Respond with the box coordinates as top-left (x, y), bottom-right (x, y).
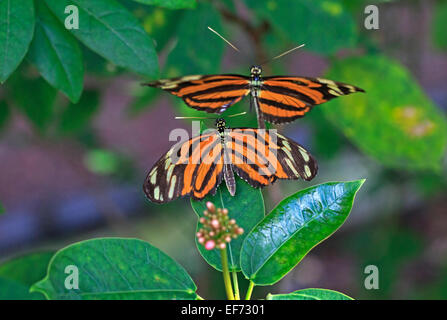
top-left (1, 0), bottom-right (447, 299)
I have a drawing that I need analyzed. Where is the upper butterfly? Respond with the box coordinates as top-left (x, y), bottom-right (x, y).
top-left (143, 118), bottom-right (317, 203)
top-left (143, 65), bottom-right (364, 125)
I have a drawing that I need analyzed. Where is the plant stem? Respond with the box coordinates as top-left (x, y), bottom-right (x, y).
top-left (245, 281), bottom-right (255, 300)
top-left (220, 248), bottom-right (235, 300)
top-left (232, 270), bottom-right (240, 300)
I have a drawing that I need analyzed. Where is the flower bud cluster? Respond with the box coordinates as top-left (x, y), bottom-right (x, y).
top-left (196, 202), bottom-right (244, 250)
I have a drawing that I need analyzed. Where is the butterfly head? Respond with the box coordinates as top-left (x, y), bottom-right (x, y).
top-left (215, 118), bottom-right (226, 133)
top-left (250, 65), bottom-right (262, 77)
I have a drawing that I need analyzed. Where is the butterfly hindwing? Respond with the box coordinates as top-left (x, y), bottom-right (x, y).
top-left (144, 74), bottom-right (250, 114)
top-left (258, 76), bottom-right (365, 124)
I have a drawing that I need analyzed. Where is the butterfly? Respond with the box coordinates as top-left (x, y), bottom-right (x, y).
top-left (143, 66), bottom-right (364, 126)
top-left (143, 118), bottom-right (318, 203)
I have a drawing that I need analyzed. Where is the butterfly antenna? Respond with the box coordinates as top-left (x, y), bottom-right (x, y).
top-left (207, 26), bottom-right (240, 53)
top-left (175, 115), bottom-right (215, 120)
top-left (260, 44), bottom-right (305, 66)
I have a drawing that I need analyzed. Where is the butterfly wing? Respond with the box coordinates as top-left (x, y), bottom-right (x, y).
top-left (143, 131), bottom-right (225, 203)
top-left (258, 76), bottom-right (364, 124)
top-left (143, 74), bottom-right (250, 114)
top-left (226, 129), bottom-right (317, 188)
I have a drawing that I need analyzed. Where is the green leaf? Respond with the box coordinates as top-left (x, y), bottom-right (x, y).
top-left (132, 0), bottom-right (196, 10)
top-left (322, 55), bottom-right (447, 171)
top-left (267, 288), bottom-right (353, 300)
top-left (31, 238), bottom-right (197, 300)
top-left (165, 2), bottom-right (224, 76)
top-left (432, 0), bottom-right (447, 50)
top-left (241, 180), bottom-right (364, 285)
top-left (27, 0), bottom-right (83, 103)
top-left (0, 0), bottom-right (35, 82)
top-left (191, 176), bottom-right (265, 272)
top-left (44, 0), bottom-right (158, 78)
top-left (58, 90), bottom-right (99, 133)
top-left (0, 251), bottom-right (54, 299)
top-left (245, 0), bottom-right (357, 55)
top-left (0, 201), bottom-right (4, 215)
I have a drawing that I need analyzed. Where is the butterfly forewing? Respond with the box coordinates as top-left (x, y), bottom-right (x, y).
top-left (227, 129), bottom-right (317, 188)
top-left (258, 76), bottom-right (365, 123)
top-left (143, 131), bottom-right (224, 203)
top-left (144, 74), bottom-right (250, 113)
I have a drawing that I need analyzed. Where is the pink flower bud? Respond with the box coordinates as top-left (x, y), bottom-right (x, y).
top-left (206, 202), bottom-right (215, 212)
top-left (198, 237), bottom-right (205, 244)
top-left (211, 219), bottom-right (220, 229)
top-left (219, 243), bottom-right (226, 249)
top-left (205, 240), bottom-right (215, 250)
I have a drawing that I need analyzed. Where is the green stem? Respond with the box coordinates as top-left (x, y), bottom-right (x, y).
top-left (196, 295), bottom-right (204, 300)
top-left (220, 248), bottom-right (235, 300)
top-left (245, 281), bottom-right (255, 300)
top-left (232, 270), bottom-right (240, 300)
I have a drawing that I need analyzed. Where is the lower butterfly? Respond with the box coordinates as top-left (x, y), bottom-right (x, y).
top-left (143, 118), bottom-right (317, 203)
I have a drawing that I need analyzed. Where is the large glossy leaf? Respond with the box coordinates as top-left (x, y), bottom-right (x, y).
top-left (0, 0), bottom-right (35, 82)
top-left (191, 176), bottom-right (264, 272)
top-left (133, 0), bottom-right (196, 9)
top-left (432, 0), bottom-right (447, 50)
top-left (27, 0), bottom-right (83, 103)
top-left (0, 251), bottom-right (54, 299)
top-left (322, 55), bottom-right (447, 171)
top-left (31, 238), bottom-right (197, 300)
top-left (245, 0), bottom-right (357, 55)
top-left (165, 2), bottom-right (224, 76)
top-left (267, 288), bottom-right (353, 300)
top-left (241, 180), bottom-right (364, 285)
top-left (44, 0), bottom-right (158, 78)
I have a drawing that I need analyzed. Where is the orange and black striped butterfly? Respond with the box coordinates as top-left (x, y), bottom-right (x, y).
top-left (143, 118), bottom-right (317, 203)
top-left (143, 66), bottom-right (364, 126)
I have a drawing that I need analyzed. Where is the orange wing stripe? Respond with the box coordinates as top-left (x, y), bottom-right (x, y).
top-left (263, 80), bottom-right (325, 104)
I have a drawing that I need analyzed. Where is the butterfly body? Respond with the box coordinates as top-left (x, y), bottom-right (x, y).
top-left (144, 66), bottom-right (364, 125)
top-left (143, 118), bottom-right (318, 203)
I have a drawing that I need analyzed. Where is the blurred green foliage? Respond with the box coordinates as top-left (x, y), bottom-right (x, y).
top-left (0, 252), bottom-right (54, 299)
top-left (432, 0), bottom-right (447, 50)
top-left (0, 0), bottom-right (446, 300)
top-left (323, 55), bottom-right (447, 170)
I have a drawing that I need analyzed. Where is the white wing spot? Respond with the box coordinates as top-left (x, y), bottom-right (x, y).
top-left (299, 147), bottom-right (310, 162)
top-left (168, 175), bottom-right (177, 199)
top-left (150, 170), bottom-right (157, 184)
top-left (154, 186), bottom-right (160, 200)
top-left (304, 165), bottom-right (312, 178)
top-left (285, 158), bottom-right (299, 176)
